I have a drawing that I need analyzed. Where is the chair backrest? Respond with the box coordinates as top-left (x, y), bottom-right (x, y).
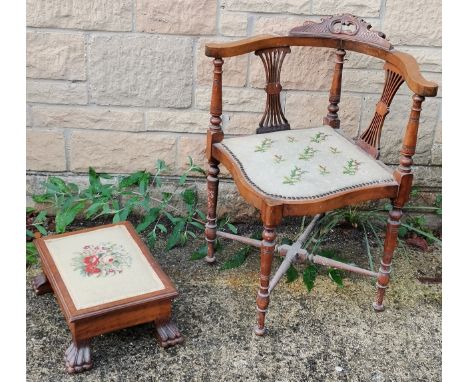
top-left (205, 14), bottom-right (438, 160)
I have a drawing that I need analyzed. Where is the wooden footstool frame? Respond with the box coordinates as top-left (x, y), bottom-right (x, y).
top-left (202, 14), bottom-right (438, 335)
top-left (32, 222), bottom-right (183, 374)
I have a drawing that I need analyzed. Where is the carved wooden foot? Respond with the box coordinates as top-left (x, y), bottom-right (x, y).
top-left (32, 273), bottom-right (52, 296)
top-left (155, 321), bottom-right (184, 348)
top-left (64, 340), bottom-right (92, 374)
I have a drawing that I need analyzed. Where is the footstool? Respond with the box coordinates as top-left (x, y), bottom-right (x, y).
top-left (32, 221), bottom-right (183, 374)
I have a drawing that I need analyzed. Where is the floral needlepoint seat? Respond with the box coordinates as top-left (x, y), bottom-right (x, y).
top-left (219, 126), bottom-right (397, 201)
top-left (32, 222), bottom-right (183, 374)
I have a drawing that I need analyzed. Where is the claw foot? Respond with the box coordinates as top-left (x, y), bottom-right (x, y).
top-left (64, 340), bottom-right (92, 374)
top-left (155, 321), bottom-right (184, 348)
top-left (32, 273), bottom-right (52, 295)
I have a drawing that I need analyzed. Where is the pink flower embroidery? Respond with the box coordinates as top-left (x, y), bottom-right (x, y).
top-left (72, 242), bottom-right (132, 277)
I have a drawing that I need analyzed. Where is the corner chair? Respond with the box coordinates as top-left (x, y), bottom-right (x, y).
top-left (202, 14), bottom-right (438, 336)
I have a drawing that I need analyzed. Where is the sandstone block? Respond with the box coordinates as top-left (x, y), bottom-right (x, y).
top-left (253, 15), bottom-right (309, 35)
top-left (26, 0), bottom-right (132, 31)
top-left (195, 87), bottom-right (265, 113)
top-left (223, 112), bottom-right (263, 135)
top-left (197, 38), bottom-right (248, 87)
top-left (27, 129), bottom-right (66, 171)
top-left (221, 0), bottom-right (310, 14)
top-left (27, 80), bottom-right (87, 105)
top-left (136, 0), bottom-right (216, 35)
top-left (412, 165), bottom-right (441, 188)
top-left (431, 144), bottom-right (442, 166)
top-left (342, 69), bottom-right (386, 94)
top-left (384, 0), bottom-right (441, 46)
top-left (70, 131), bottom-right (177, 173)
top-left (220, 12), bottom-right (249, 37)
top-left (177, 135), bottom-right (207, 173)
top-left (32, 106), bottom-right (144, 131)
top-left (27, 32), bottom-right (85, 80)
top-left (433, 118), bottom-right (442, 144)
top-left (146, 110), bottom-right (208, 134)
top-left (27, 104), bottom-right (33, 127)
top-left (431, 119), bottom-right (442, 165)
top-left (89, 35), bottom-right (192, 107)
top-left (286, 92), bottom-right (362, 138)
top-left (313, 0), bottom-right (381, 17)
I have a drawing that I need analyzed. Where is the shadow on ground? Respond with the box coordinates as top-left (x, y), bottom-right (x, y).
top-left (26, 224), bottom-right (441, 382)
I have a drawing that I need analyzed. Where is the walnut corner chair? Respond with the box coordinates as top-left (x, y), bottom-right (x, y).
top-left (203, 14), bottom-right (438, 336)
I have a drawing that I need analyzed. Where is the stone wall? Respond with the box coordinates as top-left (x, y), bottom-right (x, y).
top-left (26, 0), bottom-right (442, 217)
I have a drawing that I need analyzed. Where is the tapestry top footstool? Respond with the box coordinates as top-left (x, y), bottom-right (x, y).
top-left (32, 221), bottom-right (183, 374)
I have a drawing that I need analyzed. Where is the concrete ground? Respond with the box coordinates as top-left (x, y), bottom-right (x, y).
top-left (26, 224), bottom-right (441, 381)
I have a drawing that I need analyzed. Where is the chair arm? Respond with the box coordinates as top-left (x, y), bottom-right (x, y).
top-left (387, 51), bottom-right (438, 97)
top-left (205, 35), bottom-right (290, 58)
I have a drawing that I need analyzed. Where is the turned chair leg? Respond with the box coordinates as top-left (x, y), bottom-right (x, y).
top-left (254, 224), bottom-right (276, 336)
top-left (373, 206), bottom-right (403, 312)
top-left (205, 160), bottom-right (220, 263)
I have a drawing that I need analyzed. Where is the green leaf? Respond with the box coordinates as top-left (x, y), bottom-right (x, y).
top-left (226, 223), bottom-right (237, 234)
top-left (286, 265), bottom-right (299, 283)
top-left (147, 230), bottom-right (157, 248)
top-left (328, 268), bottom-right (344, 287)
top-left (112, 212), bottom-right (121, 223)
top-left (136, 207), bottom-right (160, 233)
top-left (155, 224), bottom-right (167, 234)
top-left (156, 159), bottom-right (168, 173)
top-left (221, 247), bottom-right (250, 270)
top-left (119, 171), bottom-right (148, 189)
top-left (33, 210), bottom-right (47, 224)
top-left (189, 221), bottom-right (205, 231)
top-left (88, 167), bottom-right (101, 191)
top-left (26, 229), bottom-right (35, 238)
top-left (55, 201), bottom-right (85, 233)
top-left (281, 237), bottom-right (294, 245)
top-left (190, 244), bottom-right (207, 260)
top-left (166, 226), bottom-right (183, 250)
top-left (190, 165), bottom-right (205, 175)
top-left (303, 265), bottom-right (318, 292)
top-left (85, 202), bottom-right (106, 218)
top-left (26, 242), bottom-right (38, 266)
top-left (181, 188), bottom-right (197, 206)
top-left (36, 225), bottom-right (48, 236)
top-left (48, 177), bottom-right (70, 193)
top-left (32, 193), bottom-right (53, 203)
top-left (398, 226), bottom-right (408, 238)
top-left (26, 207), bottom-right (36, 214)
top-left (195, 209), bottom-right (206, 220)
top-left (178, 174), bottom-right (187, 186)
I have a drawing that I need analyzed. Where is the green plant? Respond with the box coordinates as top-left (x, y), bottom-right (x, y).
top-left (28, 158), bottom-right (236, 265)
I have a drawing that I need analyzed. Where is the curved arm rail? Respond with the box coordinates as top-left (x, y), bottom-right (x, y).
top-left (205, 35), bottom-right (438, 97)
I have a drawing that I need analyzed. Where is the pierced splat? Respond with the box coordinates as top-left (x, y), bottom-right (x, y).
top-left (357, 63), bottom-right (404, 158)
top-left (255, 47), bottom-right (291, 134)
